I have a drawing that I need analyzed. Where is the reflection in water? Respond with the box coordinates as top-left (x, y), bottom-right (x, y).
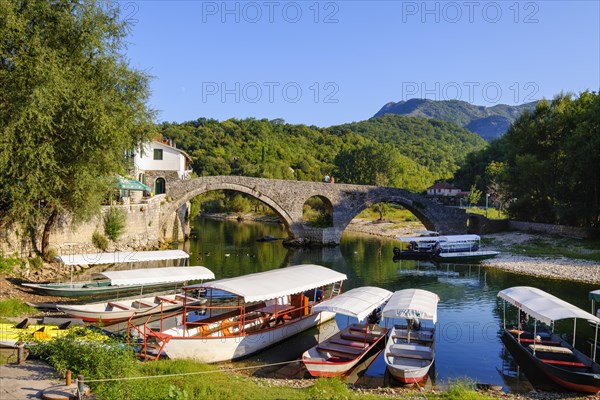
top-left (184, 217), bottom-right (596, 392)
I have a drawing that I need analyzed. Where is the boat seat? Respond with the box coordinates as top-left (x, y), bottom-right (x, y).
top-left (155, 296), bottom-right (178, 304)
top-left (387, 350), bottom-right (433, 361)
top-left (389, 343), bottom-right (432, 353)
top-left (528, 344), bottom-right (573, 354)
top-left (394, 324), bottom-right (435, 332)
top-left (340, 332), bottom-right (378, 343)
top-left (329, 338), bottom-right (370, 349)
top-left (318, 342), bottom-right (363, 356)
top-left (517, 338), bottom-right (560, 346)
top-left (540, 358), bottom-right (588, 368)
top-left (107, 302), bottom-right (131, 311)
top-left (133, 301), bottom-right (156, 308)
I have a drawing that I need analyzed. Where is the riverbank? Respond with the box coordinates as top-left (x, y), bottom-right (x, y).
top-left (346, 218), bottom-right (600, 285)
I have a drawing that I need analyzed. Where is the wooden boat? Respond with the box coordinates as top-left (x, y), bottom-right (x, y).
top-left (57, 293), bottom-right (208, 323)
top-left (22, 255), bottom-right (213, 298)
top-left (498, 286), bottom-right (600, 393)
top-left (382, 288), bottom-right (439, 384)
top-left (136, 264), bottom-right (347, 363)
top-left (302, 286), bottom-right (392, 377)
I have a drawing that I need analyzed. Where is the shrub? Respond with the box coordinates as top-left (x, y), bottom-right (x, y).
top-left (44, 247), bottom-right (58, 262)
top-left (29, 256), bottom-right (43, 270)
top-left (0, 299), bottom-right (37, 317)
top-left (307, 378), bottom-right (350, 400)
top-left (103, 208), bottom-right (126, 241)
top-left (92, 231), bottom-right (109, 251)
top-left (0, 254), bottom-right (24, 274)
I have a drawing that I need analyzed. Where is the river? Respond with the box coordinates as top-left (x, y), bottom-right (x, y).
top-left (179, 217), bottom-right (596, 392)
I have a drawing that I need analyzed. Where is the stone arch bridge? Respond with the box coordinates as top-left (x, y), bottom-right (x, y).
top-left (160, 176), bottom-right (467, 245)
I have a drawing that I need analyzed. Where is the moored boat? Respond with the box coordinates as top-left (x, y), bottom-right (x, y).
top-left (382, 288), bottom-right (439, 384)
top-left (22, 251), bottom-right (212, 297)
top-left (498, 286), bottom-right (600, 393)
top-left (302, 286), bottom-right (392, 377)
top-left (136, 264), bottom-right (347, 363)
top-left (57, 292), bottom-right (208, 323)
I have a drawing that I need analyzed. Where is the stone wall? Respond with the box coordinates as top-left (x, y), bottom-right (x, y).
top-left (0, 197), bottom-right (164, 258)
top-left (508, 220), bottom-right (597, 239)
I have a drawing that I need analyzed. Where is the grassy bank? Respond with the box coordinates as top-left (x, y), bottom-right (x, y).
top-left (27, 333), bottom-right (503, 400)
top-left (0, 299), bottom-right (37, 318)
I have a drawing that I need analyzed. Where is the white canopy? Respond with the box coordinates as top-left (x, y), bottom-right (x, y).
top-left (381, 289), bottom-right (440, 323)
top-left (58, 250), bottom-right (190, 266)
top-left (188, 264), bottom-right (347, 303)
top-left (498, 286), bottom-right (600, 325)
top-left (93, 266), bottom-right (214, 286)
top-left (311, 286), bottom-right (393, 322)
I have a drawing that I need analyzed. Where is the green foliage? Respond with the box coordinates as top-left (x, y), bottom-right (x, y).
top-left (159, 114), bottom-right (485, 193)
top-left (444, 379), bottom-right (496, 400)
top-left (303, 196), bottom-right (333, 227)
top-left (28, 330), bottom-right (134, 379)
top-left (307, 378), bottom-right (351, 400)
top-left (0, 299), bottom-right (36, 317)
top-left (468, 185), bottom-right (482, 206)
top-left (103, 208), bottom-right (126, 241)
top-left (92, 231), bottom-right (109, 251)
top-left (0, 0), bottom-right (153, 254)
top-left (456, 91), bottom-right (600, 228)
top-left (0, 254), bottom-right (24, 274)
top-left (29, 256), bottom-right (43, 270)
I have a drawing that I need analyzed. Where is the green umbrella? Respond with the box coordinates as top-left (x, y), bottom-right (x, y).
top-left (115, 176), bottom-right (151, 192)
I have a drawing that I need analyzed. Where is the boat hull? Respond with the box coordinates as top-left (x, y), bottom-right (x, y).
top-left (22, 281), bottom-right (186, 298)
top-left (434, 250), bottom-right (499, 263)
top-left (384, 325), bottom-right (435, 384)
top-left (501, 330), bottom-right (600, 393)
top-left (161, 311), bottom-right (336, 363)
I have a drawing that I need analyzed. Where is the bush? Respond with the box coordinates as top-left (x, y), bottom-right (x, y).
top-left (0, 254), bottom-right (24, 274)
top-left (0, 299), bottom-right (37, 317)
top-left (29, 256), bottom-right (43, 270)
top-left (103, 208), bottom-right (126, 241)
top-left (92, 231), bottom-right (109, 251)
top-left (307, 378), bottom-right (350, 400)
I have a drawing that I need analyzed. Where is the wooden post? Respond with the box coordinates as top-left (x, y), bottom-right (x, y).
top-left (17, 343), bottom-right (25, 365)
top-left (77, 375), bottom-right (85, 399)
top-left (66, 370), bottom-right (72, 386)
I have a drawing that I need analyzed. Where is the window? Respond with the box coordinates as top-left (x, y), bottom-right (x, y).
top-left (153, 149), bottom-right (163, 160)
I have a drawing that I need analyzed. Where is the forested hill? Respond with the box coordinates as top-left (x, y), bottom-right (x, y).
top-left (373, 98), bottom-right (537, 141)
top-left (158, 114), bottom-right (487, 191)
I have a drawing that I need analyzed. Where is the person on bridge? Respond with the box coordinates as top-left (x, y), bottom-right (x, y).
top-left (324, 175), bottom-right (330, 183)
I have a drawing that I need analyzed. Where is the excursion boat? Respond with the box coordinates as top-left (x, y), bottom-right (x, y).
top-left (392, 236), bottom-right (440, 260)
top-left (498, 286), bottom-right (600, 393)
top-left (393, 234), bottom-right (498, 262)
top-left (56, 291), bottom-right (209, 323)
top-left (136, 264), bottom-right (347, 363)
top-left (382, 288), bottom-right (439, 384)
top-left (22, 250), bottom-right (207, 297)
top-left (302, 286), bottom-right (392, 377)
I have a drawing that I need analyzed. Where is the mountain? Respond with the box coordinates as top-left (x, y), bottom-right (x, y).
top-left (373, 99), bottom-right (537, 141)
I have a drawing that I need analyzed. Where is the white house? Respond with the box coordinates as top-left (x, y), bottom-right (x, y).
top-left (133, 140), bottom-right (193, 195)
top-left (426, 182), bottom-right (461, 197)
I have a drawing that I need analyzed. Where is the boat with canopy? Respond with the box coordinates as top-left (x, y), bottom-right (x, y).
top-left (498, 286), bottom-right (600, 393)
top-left (22, 250), bottom-right (207, 297)
top-left (382, 288), bottom-right (439, 384)
top-left (302, 286), bottom-right (392, 377)
top-left (135, 264), bottom-right (347, 363)
top-left (393, 234), bottom-right (499, 262)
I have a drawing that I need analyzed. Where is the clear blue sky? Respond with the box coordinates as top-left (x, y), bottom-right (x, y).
top-left (123, 1), bottom-right (600, 127)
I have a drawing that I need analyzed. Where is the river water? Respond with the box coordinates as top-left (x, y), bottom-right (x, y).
top-left (180, 217), bottom-right (596, 392)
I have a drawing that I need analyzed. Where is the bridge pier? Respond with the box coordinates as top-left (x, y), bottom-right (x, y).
top-left (286, 225), bottom-right (343, 247)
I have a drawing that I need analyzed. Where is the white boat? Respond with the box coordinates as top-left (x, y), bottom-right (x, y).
top-left (382, 288), bottom-right (440, 384)
top-left (137, 264), bottom-right (347, 363)
top-left (21, 250), bottom-right (198, 297)
top-left (499, 286), bottom-right (600, 393)
top-left (57, 292), bottom-right (209, 323)
top-left (394, 234), bottom-right (498, 262)
top-left (302, 286), bottom-right (392, 377)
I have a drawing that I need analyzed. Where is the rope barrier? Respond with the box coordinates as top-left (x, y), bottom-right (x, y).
top-left (83, 359), bottom-right (302, 383)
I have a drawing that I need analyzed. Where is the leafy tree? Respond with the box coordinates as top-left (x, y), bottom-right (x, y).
top-left (468, 185), bottom-right (482, 206)
top-left (0, 1), bottom-right (153, 256)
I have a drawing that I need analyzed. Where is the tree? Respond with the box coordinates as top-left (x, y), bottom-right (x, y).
top-left (0, 1), bottom-right (153, 256)
top-left (468, 185), bottom-right (482, 206)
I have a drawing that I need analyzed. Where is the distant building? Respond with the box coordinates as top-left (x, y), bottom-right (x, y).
top-left (133, 139), bottom-right (193, 195)
top-left (426, 182), bottom-right (461, 197)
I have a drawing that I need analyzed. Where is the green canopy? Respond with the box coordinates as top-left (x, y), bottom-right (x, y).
top-left (115, 176), bottom-right (150, 192)
top-left (590, 290), bottom-right (600, 303)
